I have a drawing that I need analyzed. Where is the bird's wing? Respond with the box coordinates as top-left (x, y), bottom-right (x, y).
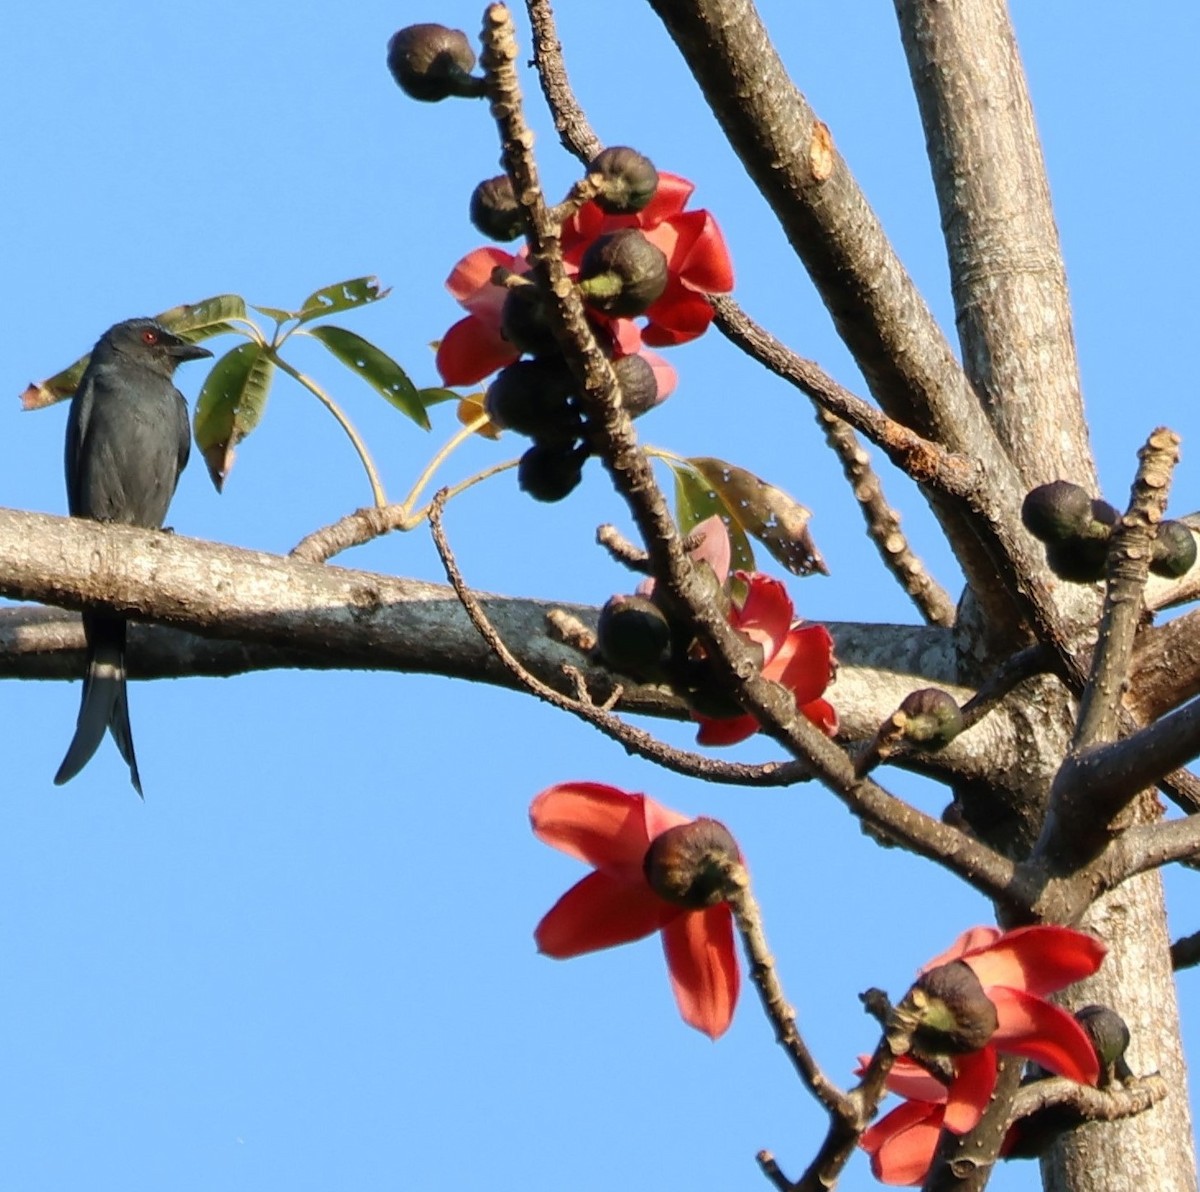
top-left (174, 386), bottom-right (191, 477)
top-left (64, 367), bottom-right (97, 515)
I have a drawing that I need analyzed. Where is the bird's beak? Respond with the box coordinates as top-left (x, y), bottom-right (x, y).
top-left (167, 339), bottom-right (214, 363)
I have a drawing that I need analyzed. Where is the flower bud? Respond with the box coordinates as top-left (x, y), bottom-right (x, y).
top-left (518, 441), bottom-right (589, 503)
top-left (588, 146), bottom-right (659, 215)
top-left (470, 175), bottom-right (524, 241)
top-left (386, 24), bottom-right (484, 102)
top-left (577, 230), bottom-right (669, 317)
top-left (912, 961), bottom-right (999, 1055)
top-left (898, 688), bottom-right (964, 749)
top-left (1151, 520), bottom-right (1198, 578)
top-left (1021, 481), bottom-right (1093, 544)
top-left (501, 283), bottom-right (560, 357)
top-left (612, 353), bottom-right (660, 418)
top-left (1045, 538), bottom-right (1110, 584)
top-left (643, 818), bottom-right (740, 908)
top-left (1075, 1004), bottom-right (1131, 1074)
top-left (485, 359), bottom-right (581, 441)
top-left (597, 594), bottom-right (672, 678)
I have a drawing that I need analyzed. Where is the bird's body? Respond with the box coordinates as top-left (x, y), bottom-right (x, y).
top-left (55, 318), bottom-right (210, 795)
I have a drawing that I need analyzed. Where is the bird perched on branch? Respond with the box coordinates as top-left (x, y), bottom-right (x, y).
top-left (54, 318), bottom-right (211, 795)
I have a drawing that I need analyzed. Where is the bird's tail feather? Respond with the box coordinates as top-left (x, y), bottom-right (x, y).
top-left (54, 615), bottom-right (142, 796)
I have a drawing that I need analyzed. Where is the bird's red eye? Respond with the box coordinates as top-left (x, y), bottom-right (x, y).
top-left (142, 329), bottom-right (158, 345)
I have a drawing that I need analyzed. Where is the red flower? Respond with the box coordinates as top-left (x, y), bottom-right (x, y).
top-left (694, 571), bottom-right (838, 747)
top-left (530, 781), bottom-right (740, 1039)
top-left (858, 925), bottom-right (1106, 1185)
top-left (434, 246), bottom-right (678, 398)
top-left (562, 172), bottom-right (735, 345)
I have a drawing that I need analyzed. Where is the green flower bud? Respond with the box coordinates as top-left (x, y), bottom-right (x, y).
top-left (577, 229), bottom-right (669, 317)
top-left (912, 961), bottom-right (999, 1055)
top-left (500, 283), bottom-right (560, 357)
top-left (485, 359), bottom-right (581, 441)
top-left (1151, 520), bottom-right (1198, 578)
top-left (1021, 481), bottom-right (1094, 544)
top-left (612, 354), bottom-right (660, 418)
top-left (588, 146), bottom-right (659, 215)
top-left (898, 688), bottom-right (964, 749)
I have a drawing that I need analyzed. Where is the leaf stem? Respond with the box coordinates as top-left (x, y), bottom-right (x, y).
top-left (272, 353), bottom-right (388, 507)
top-left (398, 412), bottom-right (492, 517)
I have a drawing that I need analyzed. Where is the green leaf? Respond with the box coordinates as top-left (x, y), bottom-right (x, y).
top-left (668, 458), bottom-right (756, 572)
top-left (307, 325), bottom-right (430, 430)
top-left (295, 276), bottom-right (390, 325)
top-left (193, 343), bottom-right (276, 491)
top-left (416, 386), bottom-right (461, 409)
top-left (21, 292), bottom-right (248, 411)
top-left (687, 457), bottom-right (827, 576)
top-left (156, 293), bottom-right (248, 343)
top-left (252, 305), bottom-right (294, 324)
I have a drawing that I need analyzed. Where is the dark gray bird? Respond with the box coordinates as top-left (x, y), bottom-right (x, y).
top-left (54, 318), bottom-right (211, 795)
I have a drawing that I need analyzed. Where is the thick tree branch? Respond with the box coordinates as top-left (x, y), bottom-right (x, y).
top-left (894, 0), bottom-right (1095, 489)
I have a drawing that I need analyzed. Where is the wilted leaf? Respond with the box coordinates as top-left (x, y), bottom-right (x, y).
top-left (688, 457), bottom-right (827, 576)
top-left (455, 392), bottom-right (502, 440)
top-left (21, 292), bottom-right (247, 411)
top-left (668, 459), bottom-right (755, 572)
top-left (193, 343), bottom-right (275, 491)
top-left (295, 276), bottom-right (390, 325)
top-left (307, 324), bottom-right (429, 429)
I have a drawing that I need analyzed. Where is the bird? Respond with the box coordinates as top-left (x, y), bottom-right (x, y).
top-left (54, 318), bottom-right (212, 795)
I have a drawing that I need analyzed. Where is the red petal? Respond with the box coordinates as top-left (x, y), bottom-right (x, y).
top-left (800, 697), bottom-right (839, 736)
top-left (765, 624), bottom-right (835, 705)
top-left (634, 172), bottom-right (694, 227)
top-left (883, 1056), bottom-right (950, 1104)
top-left (861, 1100), bottom-right (944, 1186)
top-left (535, 869), bottom-right (675, 958)
top-left (446, 246), bottom-right (521, 305)
top-left (642, 283), bottom-right (716, 346)
top-left (730, 573), bottom-right (794, 657)
top-left (942, 1047), bottom-right (996, 1133)
top-left (435, 315), bottom-right (519, 387)
top-left (988, 987), bottom-right (1101, 1084)
top-left (643, 209), bottom-right (734, 294)
top-left (921, 926), bottom-right (1002, 973)
top-left (693, 710), bottom-right (757, 748)
top-left (530, 782), bottom-right (687, 874)
top-left (660, 903), bottom-right (739, 1038)
top-left (962, 925), bottom-right (1106, 996)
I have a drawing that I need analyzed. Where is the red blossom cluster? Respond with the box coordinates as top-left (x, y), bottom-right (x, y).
top-left (436, 172), bottom-right (733, 399)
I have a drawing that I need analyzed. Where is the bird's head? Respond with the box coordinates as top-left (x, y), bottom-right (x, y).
top-left (102, 318), bottom-right (214, 375)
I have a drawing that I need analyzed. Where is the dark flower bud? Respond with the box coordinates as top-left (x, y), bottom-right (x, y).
top-left (612, 353), bottom-right (660, 418)
top-left (1021, 481), bottom-right (1093, 544)
top-left (577, 229), bottom-right (669, 317)
top-left (1091, 499), bottom-right (1121, 529)
top-left (470, 175), bottom-right (524, 241)
top-left (597, 594), bottom-right (672, 678)
top-left (1151, 520), bottom-right (1198, 578)
top-left (643, 818), bottom-right (740, 908)
top-left (898, 688), bottom-right (964, 750)
top-left (1044, 538), bottom-right (1110, 584)
top-left (501, 283), bottom-right (560, 357)
top-left (518, 441), bottom-right (589, 503)
top-left (485, 359), bottom-right (581, 441)
top-left (588, 146), bottom-right (659, 215)
top-left (912, 961), bottom-right (999, 1056)
top-left (1075, 1004), bottom-right (1131, 1076)
top-left (386, 24), bottom-right (485, 102)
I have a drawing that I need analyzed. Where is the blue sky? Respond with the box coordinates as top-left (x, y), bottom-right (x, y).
top-left (2, 4), bottom-right (1198, 1190)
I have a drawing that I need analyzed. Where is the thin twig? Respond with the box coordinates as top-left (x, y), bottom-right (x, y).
top-left (1007, 1073), bottom-right (1169, 1129)
top-left (428, 491), bottom-right (812, 787)
top-left (721, 861), bottom-right (850, 1117)
top-left (815, 407), bottom-right (956, 626)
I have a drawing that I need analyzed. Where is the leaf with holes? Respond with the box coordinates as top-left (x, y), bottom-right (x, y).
top-left (21, 293), bottom-right (248, 411)
top-left (295, 276), bottom-right (391, 325)
top-left (193, 343), bottom-right (276, 491)
top-left (668, 458), bottom-right (755, 571)
top-left (688, 457), bottom-right (827, 576)
top-left (308, 325), bottom-right (429, 429)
